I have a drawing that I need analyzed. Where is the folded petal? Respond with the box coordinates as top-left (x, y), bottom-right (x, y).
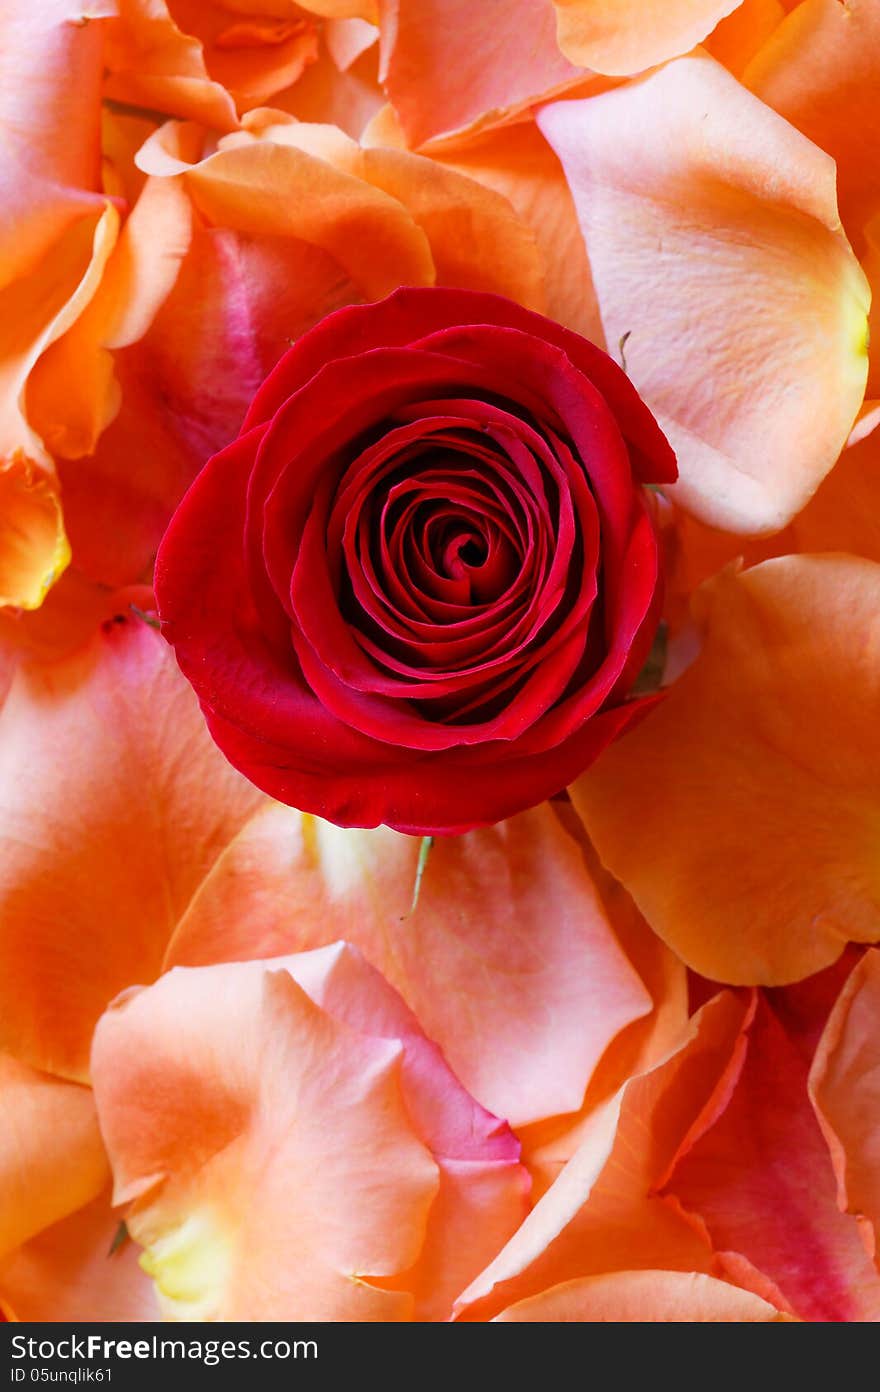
top-left (0, 1056), bottom-right (107, 1259)
top-left (746, 0), bottom-right (880, 237)
top-left (811, 949), bottom-right (880, 1264)
top-left (0, 616), bottom-right (264, 1080)
top-left (495, 1269), bottom-right (793, 1321)
top-left (92, 944), bottom-right (527, 1320)
top-left (167, 802), bottom-right (651, 1128)
top-left (664, 987), bottom-right (880, 1320)
top-left (0, 1192), bottom-right (159, 1323)
top-left (538, 54), bottom-right (870, 533)
top-left (572, 556), bottom-right (880, 984)
top-left (0, 458), bottom-right (68, 611)
top-left (379, 0), bottom-right (581, 147)
top-left (455, 991), bottom-right (753, 1321)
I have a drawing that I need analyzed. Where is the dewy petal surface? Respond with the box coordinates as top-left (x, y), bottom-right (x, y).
top-left (538, 53), bottom-right (870, 534)
top-left (571, 556), bottom-right (880, 985)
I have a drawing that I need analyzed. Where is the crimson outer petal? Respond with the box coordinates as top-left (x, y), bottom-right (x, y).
top-left (156, 287), bottom-right (674, 833)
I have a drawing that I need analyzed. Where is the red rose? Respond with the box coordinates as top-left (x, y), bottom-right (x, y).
top-left (155, 288), bottom-right (675, 834)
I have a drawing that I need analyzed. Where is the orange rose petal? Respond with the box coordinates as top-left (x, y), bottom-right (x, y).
top-left (862, 214), bottom-right (880, 400)
top-left (538, 54), bottom-right (870, 534)
top-left (104, 1), bottom-right (239, 131)
top-left (0, 200), bottom-right (117, 599)
top-left (0, 618), bottom-right (264, 1081)
top-left (135, 126), bottom-right (436, 298)
top-left (166, 803), bottom-right (652, 1129)
top-left (704, 0), bottom-right (786, 77)
top-left (518, 829), bottom-right (689, 1197)
top-left (495, 1270), bottom-right (793, 1321)
top-left (27, 175), bottom-right (193, 462)
top-left (0, 577), bottom-right (154, 666)
top-left (91, 946), bottom-right (523, 1320)
top-left (552, 0), bottom-right (742, 74)
top-left (572, 556), bottom-right (880, 985)
top-left (0, 459), bottom-right (69, 611)
top-left (665, 991), bottom-right (880, 1320)
top-left (379, 0), bottom-right (581, 147)
top-left (456, 991), bottom-right (756, 1321)
top-left (273, 40), bottom-right (383, 137)
top-left (0, 1191), bottom-right (159, 1323)
top-left (811, 949), bottom-right (880, 1264)
top-left (746, 0), bottom-right (880, 238)
top-left (0, 1055), bottom-right (107, 1259)
top-left (60, 210), bottom-right (358, 587)
top-left (254, 119), bottom-right (545, 308)
top-left (420, 116), bottom-right (605, 344)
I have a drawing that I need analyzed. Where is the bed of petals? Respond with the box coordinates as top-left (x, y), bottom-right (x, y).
top-left (2, 0), bottom-right (880, 1325)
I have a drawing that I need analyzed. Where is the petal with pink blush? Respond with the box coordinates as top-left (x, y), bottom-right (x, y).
top-left (811, 949), bottom-right (880, 1264)
top-left (166, 802), bottom-right (653, 1129)
top-left (572, 557), bottom-right (880, 985)
top-left (538, 54), bottom-right (870, 534)
top-left (495, 1270), bottom-right (794, 1321)
top-left (664, 991), bottom-right (880, 1321)
top-left (0, 618), bottom-right (264, 1081)
top-left (0, 1192), bottom-right (159, 1323)
top-left (379, 0), bottom-right (582, 147)
top-left (92, 945), bottom-right (528, 1321)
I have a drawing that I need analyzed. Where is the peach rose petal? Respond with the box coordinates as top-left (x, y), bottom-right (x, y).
top-left (0, 1192), bottom-right (159, 1323)
top-left (704, 0), bottom-right (786, 77)
top-left (0, 459), bottom-right (69, 611)
top-left (746, 0), bottom-right (880, 237)
top-left (0, 1056), bottom-right (107, 1259)
top-left (247, 117), bottom-right (545, 307)
top-left (0, 618), bottom-right (264, 1081)
top-left (665, 991), bottom-right (880, 1321)
top-left (104, 1), bottom-right (240, 131)
top-left (0, 1), bottom-right (112, 262)
top-left (27, 175), bottom-right (194, 462)
top-left (495, 1270), bottom-right (793, 1321)
top-left (518, 830), bottom-right (689, 1197)
top-left (551, 0), bottom-right (742, 74)
top-left (862, 214), bottom-right (880, 400)
top-left (415, 115), bottom-right (605, 345)
top-left (92, 946), bottom-right (526, 1320)
top-left (811, 949), bottom-right (880, 1264)
top-left (274, 39), bottom-right (383, 137)
top-left (0, 577), bottom-right (154, 666)
top-left (455, 991), bottom-right (754, 1322)
top-left (166, 803), bottom-right (653, 1129)
top-left (572, 556), bottom-right (880, 985)
top-left (135, 123), bottom-right (435, 298)
top-left (379, 0), bottom-right (582, 147)
top-left (538, 54), bottom-right (870, 534)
